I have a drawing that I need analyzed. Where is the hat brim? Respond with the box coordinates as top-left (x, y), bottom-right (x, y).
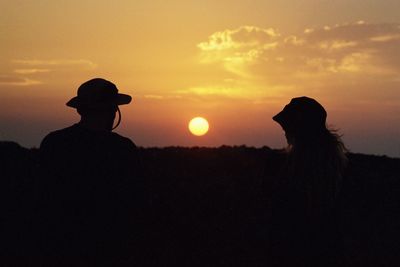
top-left (66, 93), bottom-right (132, 108)
top-left (272, 109), bottom-right (287, 127)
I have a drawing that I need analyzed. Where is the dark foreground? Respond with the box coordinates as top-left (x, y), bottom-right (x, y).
top-left (1, 141), bottom-right (400, 266)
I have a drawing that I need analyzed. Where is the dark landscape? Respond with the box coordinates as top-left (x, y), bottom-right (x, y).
top-left (1, 141), bottom-right (400, 266)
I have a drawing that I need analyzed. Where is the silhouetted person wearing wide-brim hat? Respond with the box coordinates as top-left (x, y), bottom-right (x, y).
top-left (38, 78), bottom-right (143, 264)
top-left (40, 78), bottom-right (137, 174)
top-left (270, 96), bottom-right (347, 266)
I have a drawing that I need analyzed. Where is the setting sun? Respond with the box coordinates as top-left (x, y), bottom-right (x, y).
top-left (188, 117), bottom-right (209, 136)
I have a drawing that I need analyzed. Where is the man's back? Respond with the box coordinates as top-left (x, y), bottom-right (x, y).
top-left (38, 123), bottom-right (142, 262)
top-left (41, 123), bottom-right (136, 174)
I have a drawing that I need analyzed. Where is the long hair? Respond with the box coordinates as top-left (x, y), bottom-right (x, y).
top-left (274, 97), bottom-right (347, 219)
top-left (286, 126), bottom-right (347, 214)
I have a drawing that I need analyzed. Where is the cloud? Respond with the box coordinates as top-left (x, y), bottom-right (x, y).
top-left (178, 22), bottom-right (400, 106)
top-left (197, 26), bottom-right (280, 77)
top-left (5, 59), bottom-right (97, 86)
top-left (190, 21), bottom-right (400, 104)
top-left (142, 94), bottom-right (183, 100)
top-left (0, 75), bottom-right (42, 86)
top-left (199, 22), bottom-right (400, 76)
top-left (198, 26), bottom-right (279, 51)
top-left (175, 83), bottom-right (294, 101)
top-left (177, 86), bottom-right (251, 98)
top-left (144, 94), bottom-right (164, 99)
top-left (12, 59), bottom-right (97, 70)
top-left (370, 34), bottom-right (400, 42)
top-left (14, 69), bottom-right (51, 74)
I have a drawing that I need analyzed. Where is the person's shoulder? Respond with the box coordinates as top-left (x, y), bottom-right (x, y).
top-left (110, 132), bottom-right (137, 149)
top-left (40, 124), bottom-right (80, 148)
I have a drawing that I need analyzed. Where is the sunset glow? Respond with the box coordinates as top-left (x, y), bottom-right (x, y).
top-left (1, 1), bottom-right (400, 156)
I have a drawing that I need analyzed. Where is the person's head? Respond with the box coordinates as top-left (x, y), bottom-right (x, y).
top-left (66, 78), bottom-right (132, 131)
top-left (273, 96), bottom-right (327, 146)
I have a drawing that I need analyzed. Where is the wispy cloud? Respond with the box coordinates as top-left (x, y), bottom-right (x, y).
top-left (0, 75), bottom-right (42, 86)
top-left (12, 59), bottom-right (97, 70)
top-left (177, 86), bottom-right (250, 98)
top-left (4, 59), bottom-right (98, 86)
top-left (144, 94), bottom-right (164, 99)
top-left (13, 69), bottom-right (51, 74)
top-left (175, 83), bottom-right (294, 100)
top-left (370, 34), bottom-right (400, 42)
top-left (142, 94), bottom-right (183, 100)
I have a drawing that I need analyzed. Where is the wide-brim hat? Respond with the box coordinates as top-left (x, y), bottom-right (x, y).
top-left (66, 78), bottom-right (132, 108)
top-left (273, 96), bottom-right (327, 129)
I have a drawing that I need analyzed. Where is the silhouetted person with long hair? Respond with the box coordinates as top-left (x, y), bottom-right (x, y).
top-left (38, 78), bottom-right (143, 265)
top-left (270, 96), bottom-right (347, 266)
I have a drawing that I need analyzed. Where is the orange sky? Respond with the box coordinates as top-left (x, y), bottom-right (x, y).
top-left (1, 0), bottom-right (400, 156)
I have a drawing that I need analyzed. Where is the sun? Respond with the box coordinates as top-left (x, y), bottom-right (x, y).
top-left (188, 117), bottom-right (209, 136)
